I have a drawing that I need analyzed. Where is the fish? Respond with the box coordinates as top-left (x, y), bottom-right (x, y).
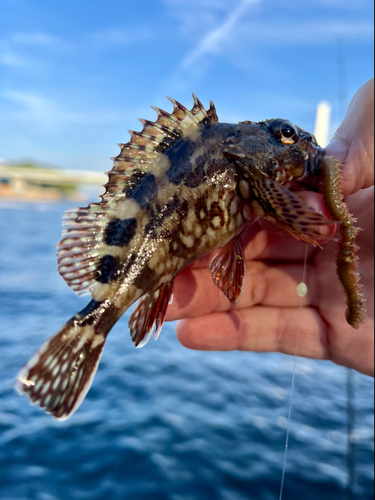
top-left (15, 95), bottom-right (365, 419)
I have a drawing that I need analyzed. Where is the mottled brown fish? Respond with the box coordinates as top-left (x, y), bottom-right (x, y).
top-left (15, 95), bottom-right (365, 419)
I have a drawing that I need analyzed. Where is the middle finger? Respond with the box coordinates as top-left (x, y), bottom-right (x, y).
top-left (166, 260), bottom-right (317, 321)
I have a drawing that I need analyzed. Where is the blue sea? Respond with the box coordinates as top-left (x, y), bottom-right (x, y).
top-left (0, 202), bottom-right (373, 500)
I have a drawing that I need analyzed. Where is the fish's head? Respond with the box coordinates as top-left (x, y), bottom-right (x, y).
top-left (222, 119), bottom-right (323, 189)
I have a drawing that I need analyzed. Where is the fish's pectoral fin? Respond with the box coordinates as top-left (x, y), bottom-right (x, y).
top-left (15, 318), bottom-right (106, 420)
top-left (57, 204), bottom-right (112, 296)
top-left (251, 176), bottom-right (336, 247)
top-left (129, 280), bottom-right (174, 348)
top-left (209, 235), bottom-right (247, 304)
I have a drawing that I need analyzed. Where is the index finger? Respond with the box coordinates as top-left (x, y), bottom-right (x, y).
top-left (325, 78), bottom-right (374, 195)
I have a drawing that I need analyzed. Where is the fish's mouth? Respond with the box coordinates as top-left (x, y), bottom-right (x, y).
top-left (306, 146), bottom-right (323, 176)
top-left (273, 146), bottom-right (324, 187)
top-left (223, 144), bottom-right (324, 190)
top-left (288, 147), bottom-right (324, 191)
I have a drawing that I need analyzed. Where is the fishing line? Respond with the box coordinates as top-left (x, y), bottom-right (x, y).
top-left (278, 245), bottom-right (308, 500)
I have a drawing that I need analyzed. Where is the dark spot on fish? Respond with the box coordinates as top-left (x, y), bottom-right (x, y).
top-left (163, 194), bottom-right (181, 219)
top-left (104, 218), bottom-right (137, 247)
top-left (194, 194), bottom-right (208, 222)
top-left (184, 155), bottom-right (206, 188)
top-left (96, 255), bottom-right (120, 283)
top-left (209, 201), bottom-right (225, 227)
top-left (133, 265), bottom-right (159, 291)
top-left (179, 200), bottom-right (189, 219)
top-left (76, 299), bottom-right (103, 326)
top-left (166, 140), bottom-right (194, 185)
top-left (128, 173), bottom-right (157, 206)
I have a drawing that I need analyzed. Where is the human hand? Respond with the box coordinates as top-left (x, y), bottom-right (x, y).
top-left (166, 78), bottom-right (374, 377)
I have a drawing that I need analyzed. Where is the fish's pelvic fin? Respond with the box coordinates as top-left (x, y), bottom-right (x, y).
top-left (251, 176), bottom-right (335, 247)
top-left (129, 280), bottom-right (174, 348)
top-left (210, 236), bottom-right (247, 304)
top-left (15, 317), bottom-right (106, 420)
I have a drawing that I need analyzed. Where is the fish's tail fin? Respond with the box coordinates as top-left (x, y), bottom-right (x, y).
top-left (15, 303), bottom-right (108, 420)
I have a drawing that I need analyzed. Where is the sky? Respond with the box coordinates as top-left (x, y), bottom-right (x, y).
top-left (0, 0), bottom-right (373, 172)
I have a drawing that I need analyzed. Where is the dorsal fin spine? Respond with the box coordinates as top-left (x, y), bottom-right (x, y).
top-left (150, 105), bottom-right (179, 121)
top-left (150, 106), bottom-right (181, 130)
top-left (166, 97), bottom-right (200, 125)
top-left (208, 100), bottom-right (218, 123)
top-left (191, 94), bottom-right (208, 119)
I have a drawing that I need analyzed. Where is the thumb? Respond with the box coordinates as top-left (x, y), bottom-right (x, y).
top-left (324, 78), bottom-right (374, 196)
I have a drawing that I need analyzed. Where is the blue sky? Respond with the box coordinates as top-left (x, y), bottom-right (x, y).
top-left (0, 0), bottom-right (373, 171)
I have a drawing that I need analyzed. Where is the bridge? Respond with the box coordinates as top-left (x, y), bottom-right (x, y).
top-left (0, 165), bottom-right (106, 186)
top-left (0, 165), bottom-right (107, 201)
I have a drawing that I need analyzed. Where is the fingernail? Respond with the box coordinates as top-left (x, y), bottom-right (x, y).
top-left (324, 137), bottom-right (349, 165)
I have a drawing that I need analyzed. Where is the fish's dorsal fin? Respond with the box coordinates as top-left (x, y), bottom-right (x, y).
top-left (106, 95), bottom-right (217, 199)
top-left (57, 96), bottom-right (217, 296)
top-left (109, 94), bottom-right (217, 185)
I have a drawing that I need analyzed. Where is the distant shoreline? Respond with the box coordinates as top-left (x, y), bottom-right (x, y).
top-left (0, 184), bottom-right (85, 203)
top-left (0, 164), bottom-right (102, 203)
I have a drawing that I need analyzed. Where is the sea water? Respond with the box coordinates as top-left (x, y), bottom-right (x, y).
top-left (0, 203), bottom-right (373, 500)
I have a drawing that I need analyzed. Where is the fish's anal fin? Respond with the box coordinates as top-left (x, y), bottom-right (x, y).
top-left (15, 319), bottom-right (106, 420)
top-left (129, 280), bottom-right (174, 348)
top-left (251, 176), bottom-right (336, 247)
top-left (209, 236), bottom-right (247, 304)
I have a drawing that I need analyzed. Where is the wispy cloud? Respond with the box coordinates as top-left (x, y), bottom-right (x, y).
top-left (0, 31), bottom-right (67, 69)
top-left (0, 51), bottom-right (27, 67)
top-left (2, 90), bottom-right (54, 121)
top-left (11, 32), bottom-right (61, 45)
top-left (181, 0), bottom-right (259, 69)
top-left (167, 0), bottom-right (372, 73)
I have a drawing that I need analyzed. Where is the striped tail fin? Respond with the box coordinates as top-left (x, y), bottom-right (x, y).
top-left (15, 304), bottom-right (108, 420)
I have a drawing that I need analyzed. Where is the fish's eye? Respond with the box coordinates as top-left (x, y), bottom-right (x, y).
top-left (270, 119), bottom-right (298, 145)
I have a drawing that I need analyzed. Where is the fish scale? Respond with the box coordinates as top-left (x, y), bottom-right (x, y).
top-left (15, 95), bottom-right (364, 419)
